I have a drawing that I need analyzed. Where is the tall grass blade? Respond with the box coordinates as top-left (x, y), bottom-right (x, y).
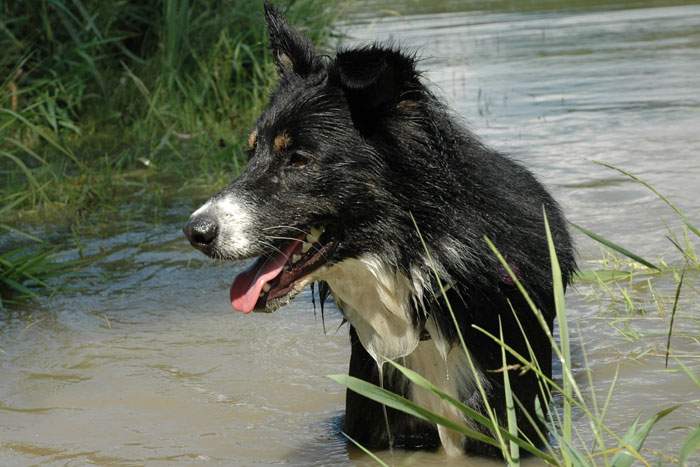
top-left (342, 432), bottom-right (390, 467)
top-left (558, 436), bottom-right (592, 467)
top-left (0, 109), bottom-right (82, 167)
top-left (665, 235), bottom-right (695, 263)
top-left (383, 360), bottom-right (555, 462)
top-left (163, 0), bottom-right (191, 83)
top-left (610, 405), bottom-right (679, 467)
top-left (484, 237), bottom-right (587, 409)
top-left (328, 374), bottom-right (502, 449)
top-left (673, 358), bottom-right (700, 388)
top-left (680, 425), bottom-right (700, 466)
top-left (594, 161), bottom-right (700, 239)
top-left (410, 213), bottom-right (511, 458)
top-left (571, 222), bottom-right (660, 271)
top-left (544, 208), bottom-right (573, 467)
top-left (664, 269), bottom-right (685, 368)
top-left (499, 319), bottom-right (520, 466)
top-left (0, 151), bottom-right (47, 202)
top-left (483, 238), bottom-right (651, 463)
top-left (0, 275), bottom-right (38, 298)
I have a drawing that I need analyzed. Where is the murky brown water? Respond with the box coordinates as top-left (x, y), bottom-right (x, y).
top-left (2, 1), bottom-right (699, 465)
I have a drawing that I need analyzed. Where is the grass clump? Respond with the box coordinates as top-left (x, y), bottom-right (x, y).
top-left (0, 245), bottom-right (61, 309)
top-left (0, 0), bottom-right (337, 304)
top-left (0, 195), bottom-right (65, 307)
top-left (0, 0), bottom-right (337, 222)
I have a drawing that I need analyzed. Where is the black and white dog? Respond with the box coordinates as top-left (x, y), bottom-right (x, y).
top-left (184, 2), bottom-right (575, 457)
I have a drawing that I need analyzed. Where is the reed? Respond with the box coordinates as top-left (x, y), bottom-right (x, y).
top-left (0, 0), bottom-right (337, 220)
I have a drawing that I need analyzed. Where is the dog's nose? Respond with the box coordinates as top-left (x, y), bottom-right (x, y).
top-left (184, 216), bottom-right (219, 247)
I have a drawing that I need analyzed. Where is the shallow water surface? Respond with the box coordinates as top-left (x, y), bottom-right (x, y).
top-left (2, 1), bottom-right (700, 465)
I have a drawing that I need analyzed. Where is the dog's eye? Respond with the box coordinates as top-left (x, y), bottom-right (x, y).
top-left (288, 151), bottom-right (310, 168)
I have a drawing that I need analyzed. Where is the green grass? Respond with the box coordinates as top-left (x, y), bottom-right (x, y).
top-left (330, 165), bottom-right (700, 465)
top-left (0, 193), bottom-right (74, 306)
top-left (0, 0), bottom-right (337, 224)
top-left (571, 164), bottom-right (699, 355)
top-left (0, 0), bottom-right (338, 303)
top-left (0, 244), bottom-right (62, 309)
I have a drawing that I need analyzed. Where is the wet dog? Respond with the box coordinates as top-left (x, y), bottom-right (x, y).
top-left (184, 1), bottom-right (575, 457)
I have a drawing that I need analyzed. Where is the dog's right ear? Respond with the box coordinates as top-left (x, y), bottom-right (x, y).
top-left (264, 1), bottom-right (317, 77)
top-left (330, 45), bottom-right (420, 133)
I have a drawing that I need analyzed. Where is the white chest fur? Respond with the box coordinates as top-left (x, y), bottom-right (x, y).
top-left (319, 254), bottom-right (421, 363)
top-left (317, 254), bottom-right (479, 455)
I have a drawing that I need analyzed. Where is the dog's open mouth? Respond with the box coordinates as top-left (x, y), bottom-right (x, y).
top-left (230, 226), bottom-right (336, 313)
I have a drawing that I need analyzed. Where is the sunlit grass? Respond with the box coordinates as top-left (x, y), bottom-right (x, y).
top-left (0, 0), bottom-right (338, 304)
top-left (0, 0), bottom-right (337, 222)
top-left (0, 195), bottom-right (65, 307)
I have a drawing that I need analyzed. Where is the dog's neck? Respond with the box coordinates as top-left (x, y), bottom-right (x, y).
top-left (316, 254), bottom-right (421, 364)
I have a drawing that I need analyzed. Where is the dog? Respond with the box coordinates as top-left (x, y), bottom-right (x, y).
top-left (184, 1), bottom-right (575, 457)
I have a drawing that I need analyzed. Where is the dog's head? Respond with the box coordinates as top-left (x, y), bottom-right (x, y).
top-left (184, 2), bottom-right (426, 313)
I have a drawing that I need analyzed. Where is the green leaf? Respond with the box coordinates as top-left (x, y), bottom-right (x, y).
top-left (559, 436), bottom-right (593, 467)
top-left (611, 406), bottom-right (679, 467)
top-left (383, 360), bottom-right (555, 462)
top-left (571, 222), bottom-right (661, 271)
top-left (386, 361), bottom-right (492, 426)
top-left (673, 358), bottom-right (700, 388)
top-left (500, 319), bottom-right (520, 466)
top-left (594, 161), bottom-right (700, 239)
top-left (665, 269), bottom-right (685, 368)
top-left (341, 432), bottom-right (389, 467)
top-left (574, 269), bottom-right (633, 284)
top-left (545, 209), bottom-right (574, 467)
top-left (0, 276), bottom-right (38, 298)
top-left (680, 425), bottom-right (700, 466)
top-left (328, 374), bottom-right (501, 448)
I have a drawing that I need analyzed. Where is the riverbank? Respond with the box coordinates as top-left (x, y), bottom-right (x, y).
top-left (0, 0), bottom-right (337, 303)
top-left (0, 0), bottom-right (337, 225)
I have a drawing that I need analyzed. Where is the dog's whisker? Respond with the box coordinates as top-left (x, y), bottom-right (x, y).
top-left (261, 225), bottom-right (311, 235)
top-left (264, 235), bottom-right (306, 242)
top-left (264, 235), bottom-right (327, 257)
top-left (255, 239), bottom-right (286, 258)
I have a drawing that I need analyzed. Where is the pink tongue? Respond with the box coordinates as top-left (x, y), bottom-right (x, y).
top-left (230, 239), bottom-right (301, 313)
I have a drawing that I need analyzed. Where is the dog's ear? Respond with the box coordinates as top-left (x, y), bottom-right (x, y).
top-left (264, 1), bottom-right (317, 77)
top-left (330, 46), bottom-right (419, 130)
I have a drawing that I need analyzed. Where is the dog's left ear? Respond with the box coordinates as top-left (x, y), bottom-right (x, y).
top-left (264, 1), bottom-right (317, 77)
top-left (330, 46), bottom-right (420, 131)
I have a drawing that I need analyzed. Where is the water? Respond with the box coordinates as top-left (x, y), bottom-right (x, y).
top-left (2, 1), bottom-right (699, 465)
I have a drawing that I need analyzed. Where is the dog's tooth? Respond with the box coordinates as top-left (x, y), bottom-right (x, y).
top-left (307, 226), bottom-right (322, 243)
top-left (292, 254), bottom-right (301, 263)
top-left (262, 283), bottom-right (271, 293)
top-left (302, 242), bottom-right (312, 253)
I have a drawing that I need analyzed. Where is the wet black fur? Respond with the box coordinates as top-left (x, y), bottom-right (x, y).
top-left (220, 2), bottom-right (576, 456)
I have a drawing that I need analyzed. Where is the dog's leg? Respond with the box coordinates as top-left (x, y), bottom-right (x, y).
top-left (405, 341), bottom-right (475, 456)
top-left (343, 326), bottom-right (440, 450)
top-left (456, 288), bottom-right (555, 457)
